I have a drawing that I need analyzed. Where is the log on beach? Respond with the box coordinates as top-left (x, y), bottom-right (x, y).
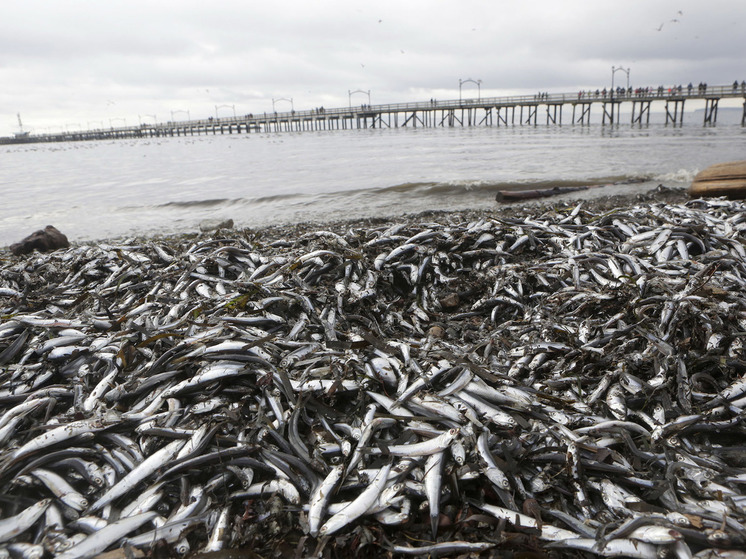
top-left (689, 160), bottom-right (746, 198)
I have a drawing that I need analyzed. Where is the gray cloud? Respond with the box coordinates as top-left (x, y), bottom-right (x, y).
top-left (2, 0), bottom-right (744, 136)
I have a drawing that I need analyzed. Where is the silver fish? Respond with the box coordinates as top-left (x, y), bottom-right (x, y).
top-left (55, 512), bottom-right (158, 559)
top-left (320, 462), bottom-right (393, 536)
top-left (0, 499), bottom-right (51, 544)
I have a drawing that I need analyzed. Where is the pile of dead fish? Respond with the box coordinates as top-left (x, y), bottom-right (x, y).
top-left (1, 194), bottom-right (746, 559)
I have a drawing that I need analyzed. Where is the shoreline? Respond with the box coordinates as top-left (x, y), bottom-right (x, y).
top-left (249, 184), bottom-right (690, 243)
top-left (0, 181), bottom-right (686, 253)
top-left (4, 184), bottom-right (689, 254)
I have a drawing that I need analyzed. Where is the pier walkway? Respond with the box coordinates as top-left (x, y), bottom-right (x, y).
top-left (4, 83), bottom-right (745, 144)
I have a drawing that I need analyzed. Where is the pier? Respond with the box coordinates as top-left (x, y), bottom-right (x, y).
top-left (3, 83), bottom-right (745, 145)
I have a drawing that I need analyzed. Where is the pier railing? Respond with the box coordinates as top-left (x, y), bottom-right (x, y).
top-left (165, 84), bottom-right (746, 125)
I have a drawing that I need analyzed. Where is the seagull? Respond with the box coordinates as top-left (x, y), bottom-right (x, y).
top-left (656, 23), bottom-right (664, 31)
top-left (670, 18), bottom-right (679, 23)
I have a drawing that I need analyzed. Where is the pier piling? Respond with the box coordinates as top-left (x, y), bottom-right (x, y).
top-left (704, 98), bottom-right (719, 125)
top-left (665, 99), bottom-right (685, 125)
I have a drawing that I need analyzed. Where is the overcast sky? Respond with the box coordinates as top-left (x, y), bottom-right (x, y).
top-left (1, 0), bottom-right (744, 137)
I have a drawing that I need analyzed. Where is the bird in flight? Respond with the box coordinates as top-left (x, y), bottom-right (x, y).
top-left (656, 23), bottom-right (664, 31)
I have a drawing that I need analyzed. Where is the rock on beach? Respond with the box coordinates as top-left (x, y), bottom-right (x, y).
top-left (9, 225), bottom-right (69, 256)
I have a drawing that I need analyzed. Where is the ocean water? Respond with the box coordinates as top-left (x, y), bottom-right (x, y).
top-left (1, 121), bottom-right (745, 247)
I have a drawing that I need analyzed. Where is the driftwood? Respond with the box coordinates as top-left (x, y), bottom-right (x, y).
top-left (496, 185), bottom-right (590, 202)
top-left (689, 160), bottom-right (746, 199)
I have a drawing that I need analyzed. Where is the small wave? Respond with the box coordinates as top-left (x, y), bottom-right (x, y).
top-left (653, 168), bottom-right (697, 185)
top-left (122, 193), bottom-right (312, 213)
top-left (375, 181), bottom-right (441, 193)
top-left (157, 197), bottom-right (240, 209)
top-left (250, 192), bottom-right (313, 204)
top-left (368, 175), bottom-right (653, 197)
